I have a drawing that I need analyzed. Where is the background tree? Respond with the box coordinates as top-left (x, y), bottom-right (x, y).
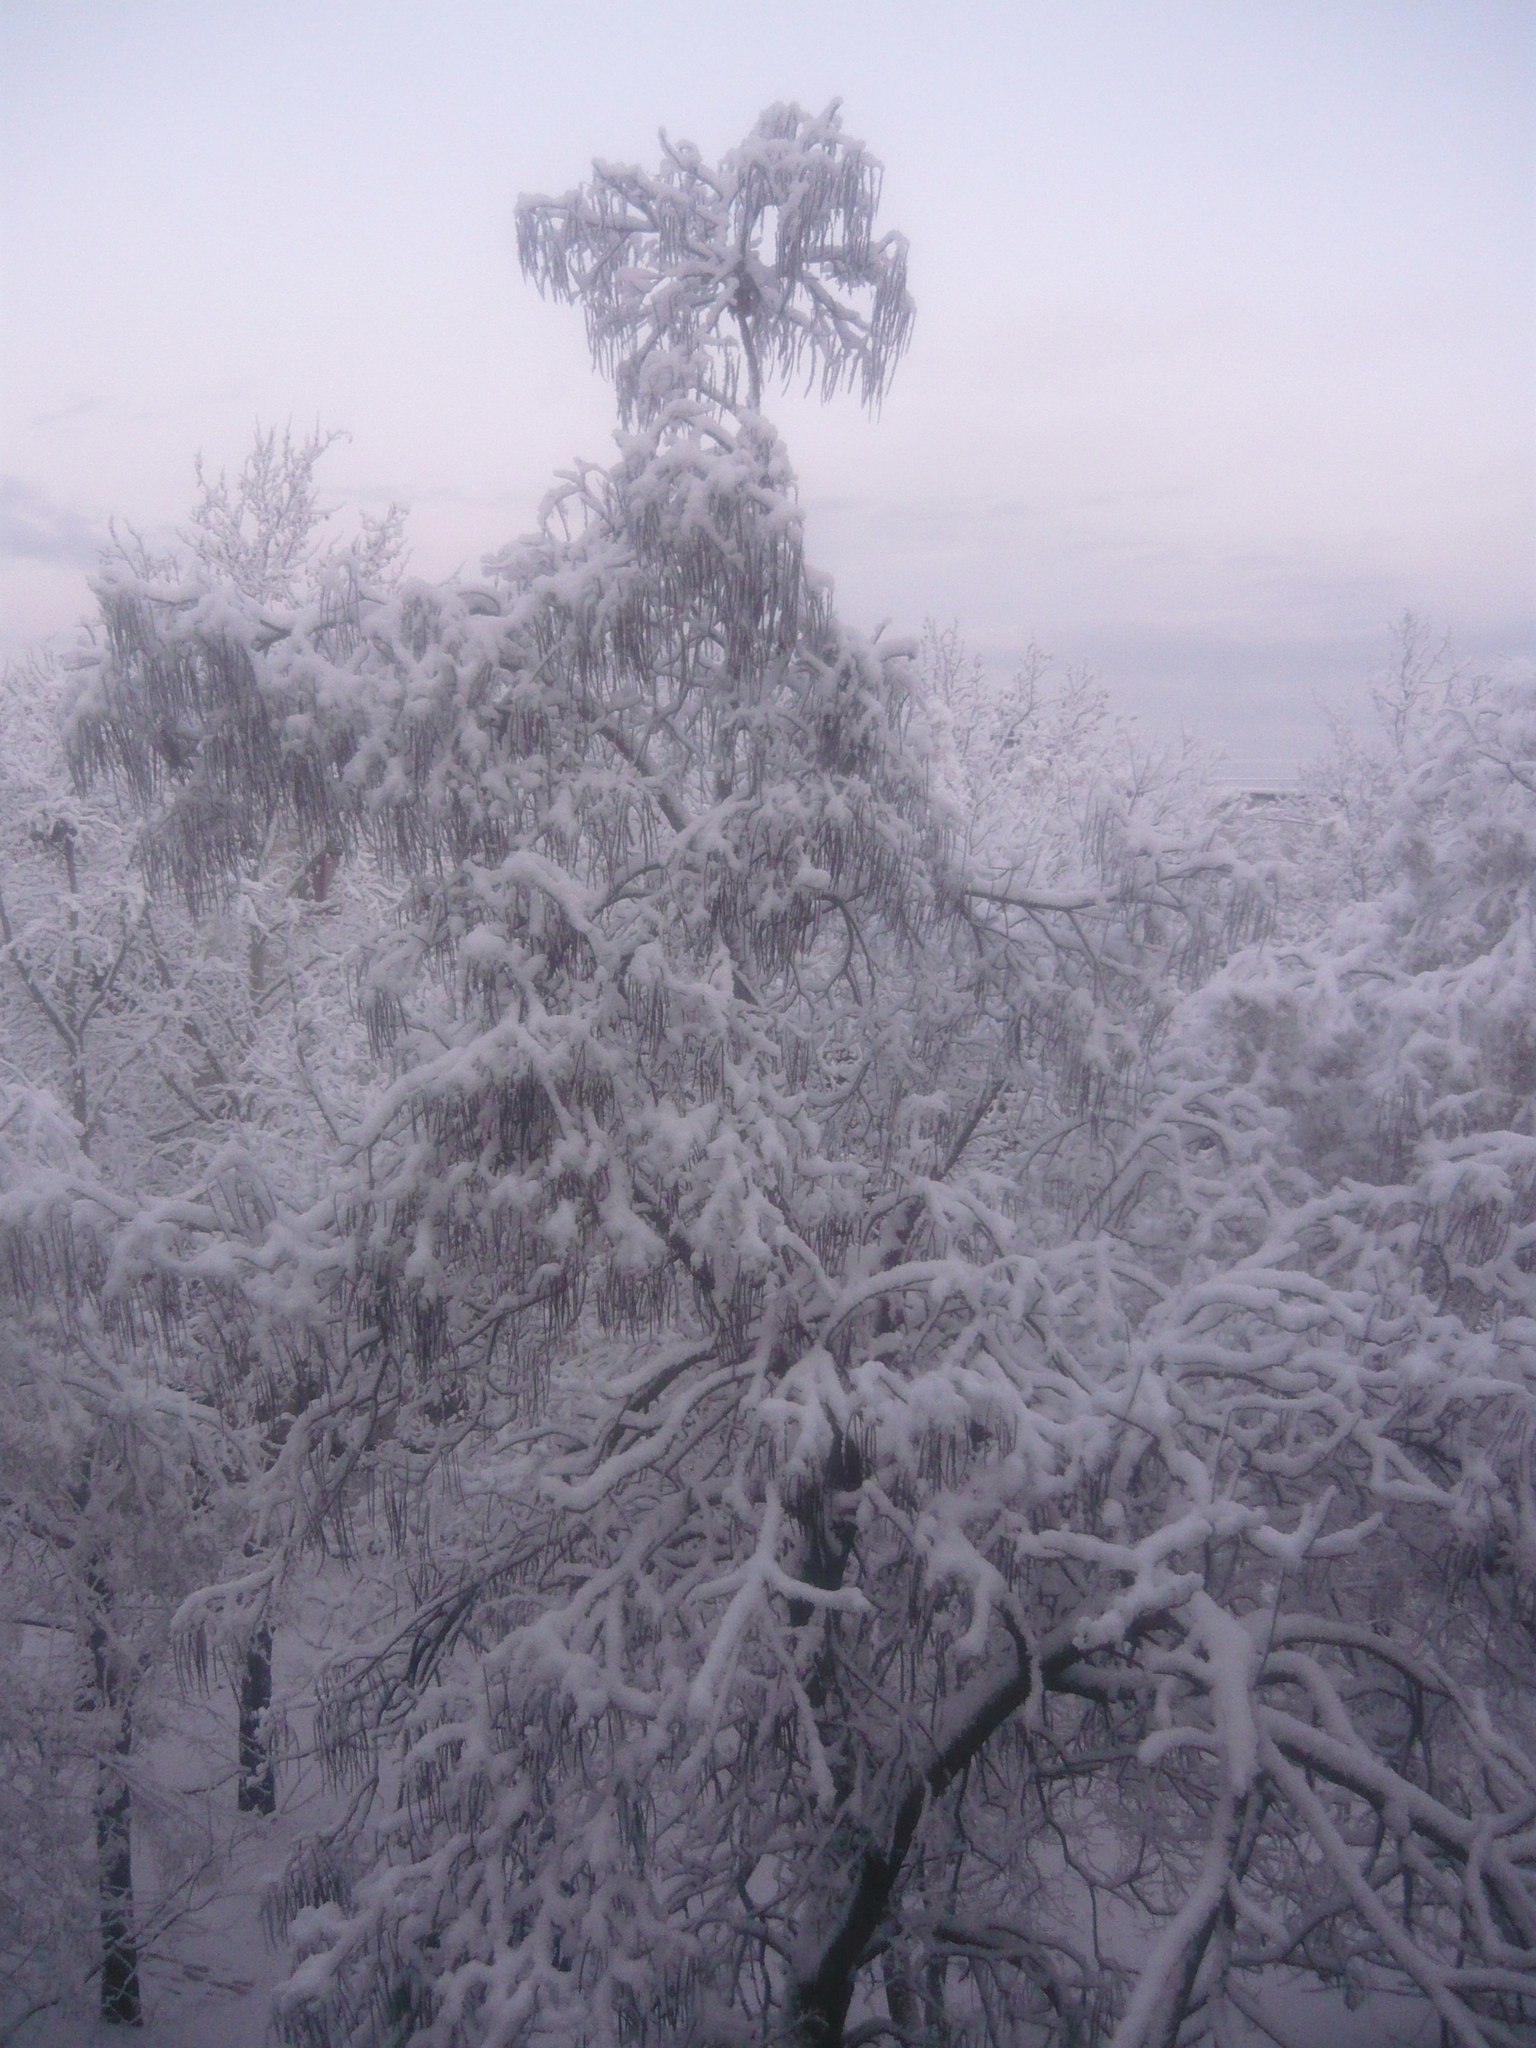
top-left (0, 436), bottom-right (397, 2031)
top-left (0, 655), bottom-right (236, 2030)
top-left (82, 426), bottom-right (402, 1815)
top-left (1159, 663), bottom-right (1536, 2046)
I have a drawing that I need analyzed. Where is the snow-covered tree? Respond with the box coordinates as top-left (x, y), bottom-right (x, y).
top-left (1135, 663), bottom-right (1536, 2048)
top-left (55, 103), bottom-right (1536, 2048)
top-left (1248, 612), bottom-right (1476, 931)
top-left (0, 656), bottom-right (239, 2030)
top-left (184, 107), bottom-right (1251, 2048)
top-left (0, 436), bottom-right (397, 2032)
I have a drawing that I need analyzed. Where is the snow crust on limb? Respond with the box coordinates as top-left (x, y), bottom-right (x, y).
top-left (50, 98), bottom-right (1536, 2048)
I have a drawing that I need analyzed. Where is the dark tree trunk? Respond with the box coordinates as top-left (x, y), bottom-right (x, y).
top-left (237, 1623), bottom-right (276, 1815)
top-left (96, 1730), bottom-right (142, 2026)
top-left (789, 1634), bottom-right (1070, 2047)
top-left (87, 1582), bottom-right (142, 2026)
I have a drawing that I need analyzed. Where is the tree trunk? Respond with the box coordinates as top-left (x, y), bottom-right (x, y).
top-left (237, 1624), bottom-right (277, 1815)
top-left (87, 1586), bottom-right (142, 2026)
top-left (790, 1637), bottom-right (1059, 2046)
top-left (96, 1727), bottom-right (142, 2025)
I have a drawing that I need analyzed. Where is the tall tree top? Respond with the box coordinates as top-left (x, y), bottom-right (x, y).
top-left (516, 101), bottom-right (914, 422)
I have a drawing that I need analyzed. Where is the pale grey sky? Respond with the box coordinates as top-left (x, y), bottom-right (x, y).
top-left (2, 0), bottom-right (1532, 772)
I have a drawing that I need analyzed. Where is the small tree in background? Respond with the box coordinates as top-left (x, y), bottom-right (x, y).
top-left (1276, 612), bottom-right (1473, 924)
top-left (0, 658), bottom-right (237, 2031)
top-left (0, 438), bottom-right (397, 2031)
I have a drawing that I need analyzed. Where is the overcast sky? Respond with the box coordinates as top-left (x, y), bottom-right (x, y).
top-left (2, 0), bottom-right (1532, 773)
